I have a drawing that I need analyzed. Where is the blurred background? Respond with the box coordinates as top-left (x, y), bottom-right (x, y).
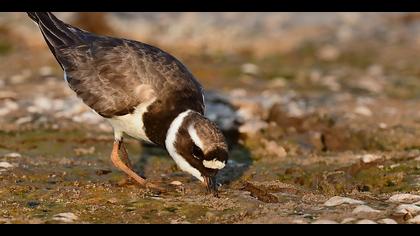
top-left (1, 13), bottom-right (420, 224)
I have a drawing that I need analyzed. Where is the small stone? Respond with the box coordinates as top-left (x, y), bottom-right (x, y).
top-left (352, 205), bottom-right (381, 214)
top-left (241, 63), bottom-right (259, 75)
top-left (170, 181), bottom-right (183, 186)
top-left (292, 219), bottom-right (308, 224)
top-left (15, 116), bottom-right (33, 125)
top-left (356, 219), bottom-right (377, 224)
top-left (0, 91), bottom-right (17, 100)
top-left (4, 152), bottom-right (22, 158)
top-left (341, 218), bottom-right (356, 224)
top-left (378, 123), bottom-right (387, 129)
top-left (312, 219), bottom-right (338, 224)
top-left (354, 106), bottom-right (372, 117)
top-left (389, 194), bottom-right (420, 203)
top-left (27, 201), bottom-right (40, 208)
top-left (359, 154), bottom-right (381, 163)
top-left (107, 198), bottom-right (118, 204)
top-left (0, 100), bottom-right (19, 116)
top-left (408, 215), bottom-right (420, 224)
top-left (33, 97), bottom-right (53, 111)
top-left (238, 120), bottom-right (268, 135)
top-left (378, 218), bottom-right (398, 224)
top-left (73, 146), bottom-right (95, 156)
top-left (39, 66), bottom-right (53, 76)
top-left (318, 45), bottom-right (340, 61)
top-left (0, 162), bottom-right (14, 169)
top-left (52, 212), bottom-right (78, 223)
top-left (395, 204), bottom-right (420, 215)
top-left (324, 196), bottom-right (365, 207)
top-left (263, 140), bottom-right (287, 158)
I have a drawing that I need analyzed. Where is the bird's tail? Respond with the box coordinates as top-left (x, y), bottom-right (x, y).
top-left (26, 12), bottom-right (82, 48)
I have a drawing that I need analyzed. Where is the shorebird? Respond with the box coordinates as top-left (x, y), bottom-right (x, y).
top-left (27, 12), bottom-right (228, 195)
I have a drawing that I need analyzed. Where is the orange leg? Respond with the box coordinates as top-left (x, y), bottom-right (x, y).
top-left (110, 140), bottom-right (161, 191)
top-left (119, 139), bottom-right (133, 169)
top-left (111, 140), bottom-right (147, 186)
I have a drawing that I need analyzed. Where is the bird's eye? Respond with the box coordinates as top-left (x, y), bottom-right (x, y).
top-left (192, 144), bottom-right (204, 159)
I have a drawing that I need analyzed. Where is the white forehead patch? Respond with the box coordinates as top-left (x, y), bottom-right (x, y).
top-left (203, 159), bottom-right (226, 169)
top-left (188, 125), bottom-right (204, 150)
top-left (165, 110), bottom-right (204, 182)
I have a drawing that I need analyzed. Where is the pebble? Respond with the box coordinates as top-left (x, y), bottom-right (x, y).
top-left (352, 205), bottom-right (381, 214)
top-left (52, 212), bottom-right (79, 223)
top-left (39, 66), bottom-right (53, 76)
top-left (33, 97), bottom-right (53, 111)
top-left (15, 116), bottom-right (33, 125)
top-left (0, 100), bottom-right (19, 116)
top-left (0, 91), bottom-right (17, 100)
top-left (317, 45), bottom-right (340, 61)
top-left (388, 194), bottom-right (420, 203)
top-left (359, 154), bottom-right (381, 163)
top-left (73, 146), bottom-right (95, 156)
top-left (238, 120), bottom-right (268, 135)
top-left (107, 198), bottom-right (118, 204)
top-left (241, 63), bottom-right (259, 75)
top-left (4, 152), bottom-right (22, 158)
top-left (170, 181), bottom-right (183, 186)
top-left (356, 219), bottom-right (377, 224)
top-left (324, 196), bottom-right (365, 207)
top-left (378, 218), bottom-right (398, 224)
top-left (263, 140), bottom-right (287, 158)
top-left (341, 218), bottom-right (356, 224)
top-left (408, 215), bottom-right (420, 224)
top-left (312, 219), bottom-right (338, 224)
top-left (0, 162), bottom-right (14, 169)
top-left (378, 122), bottom-right (388, 129)
top-left (394, 204), bottom-right (420, 215)
top-left (354, 106), bottom-right (372, 117)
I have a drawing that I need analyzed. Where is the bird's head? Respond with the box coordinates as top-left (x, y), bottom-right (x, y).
top-left (165, 110), bottom-right (228, 196)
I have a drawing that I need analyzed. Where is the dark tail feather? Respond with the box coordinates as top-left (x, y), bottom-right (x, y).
top-left (26, 12), bottom-right (81, 48)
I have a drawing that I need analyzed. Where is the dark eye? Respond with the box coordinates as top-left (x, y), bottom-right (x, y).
top-left (192, 144), bottom-right (204, 159)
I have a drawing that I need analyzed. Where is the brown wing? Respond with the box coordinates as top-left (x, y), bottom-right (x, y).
top-left (27, 12), bottom-right (204, 118)
top-left (57, 38), bottom-right (204, 118)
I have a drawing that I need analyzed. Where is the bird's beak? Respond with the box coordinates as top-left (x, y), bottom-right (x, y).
top-left (204, 176), bottom-right (218, 197)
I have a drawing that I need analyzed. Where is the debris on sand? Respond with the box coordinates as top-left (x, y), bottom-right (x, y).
top-left (241, 182), bottom-right (279, 203)
top-left (324, 196), bottom-right (365, 207)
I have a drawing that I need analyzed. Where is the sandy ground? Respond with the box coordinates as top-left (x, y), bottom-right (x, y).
top-left (0, 13), bottom-right (420, 224)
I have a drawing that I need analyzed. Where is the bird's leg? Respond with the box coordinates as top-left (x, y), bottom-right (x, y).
top-left (111, 139), bottom-right (147, 186)
top-left (119, 138), bottom-right (133, 169)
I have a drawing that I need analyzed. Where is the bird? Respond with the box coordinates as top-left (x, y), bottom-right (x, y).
top-left (26, 12), bottom-right (228, 195)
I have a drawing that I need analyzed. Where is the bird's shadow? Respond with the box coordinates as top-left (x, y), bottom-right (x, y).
top-left (217, 144), bottom-right (252, 186)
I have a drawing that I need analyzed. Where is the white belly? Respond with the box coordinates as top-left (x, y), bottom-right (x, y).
top-left (107, 99), bottom-right (155, 143)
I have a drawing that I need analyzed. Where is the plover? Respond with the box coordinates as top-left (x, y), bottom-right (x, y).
top-left (27, 12), bottom-right (228, 195)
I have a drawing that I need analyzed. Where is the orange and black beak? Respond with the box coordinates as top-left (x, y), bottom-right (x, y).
top-left (204, 176), bottom-right (218, 197)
